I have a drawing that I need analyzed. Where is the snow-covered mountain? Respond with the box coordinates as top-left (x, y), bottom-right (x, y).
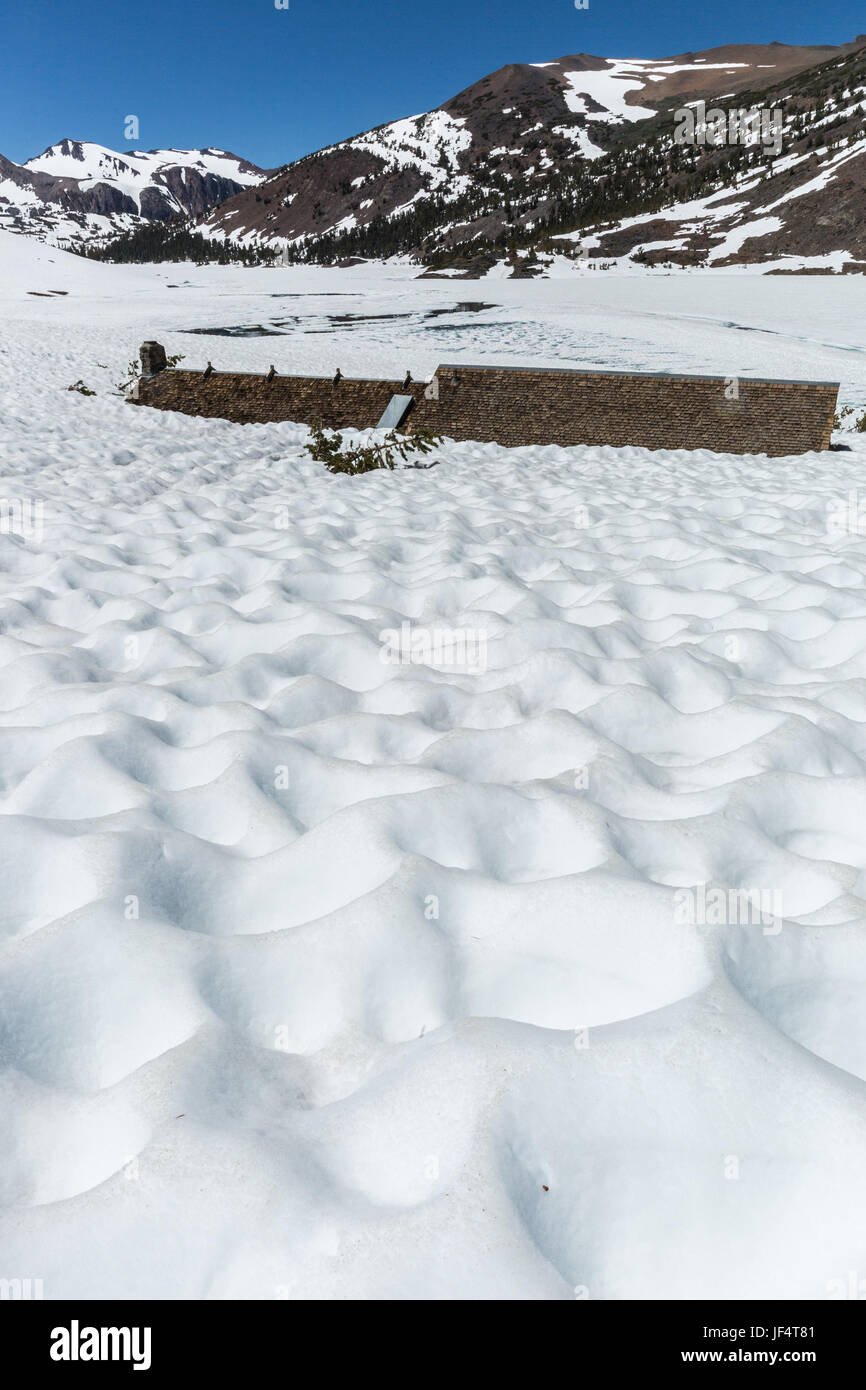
top-left (198, 37), bottom-right (866, 275)
top-left (0, 141), bottom-right (271, 247)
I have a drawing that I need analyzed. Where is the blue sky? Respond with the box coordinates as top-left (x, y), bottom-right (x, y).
top-left (2, 0), bottom-right (863, 167)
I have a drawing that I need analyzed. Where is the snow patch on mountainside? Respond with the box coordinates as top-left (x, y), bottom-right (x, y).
top-left (558, 63), bottom-right (659, 123)
top-left (331, 110), bottom-right (474, 195)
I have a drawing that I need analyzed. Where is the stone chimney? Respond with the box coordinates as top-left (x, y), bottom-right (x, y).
top-left (140, 341), bottom-right (167, 377)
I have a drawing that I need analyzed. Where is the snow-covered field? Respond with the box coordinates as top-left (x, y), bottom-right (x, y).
top-left (2, 231), bottom-right (866, 1299)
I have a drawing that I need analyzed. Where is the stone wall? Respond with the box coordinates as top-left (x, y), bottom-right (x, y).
top-left (134, 368), bottom-right (427, 430)
top-left (416, 365), bottom-right (838, 456)
top-left (133, 352), bottom-right (839, 457)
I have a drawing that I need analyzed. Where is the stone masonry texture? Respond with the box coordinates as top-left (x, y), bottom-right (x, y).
top-left (134, 360), bottom-right (839, 457)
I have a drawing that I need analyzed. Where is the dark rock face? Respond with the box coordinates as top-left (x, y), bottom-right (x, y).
top-left (61, 183), bottom-right (139, 217)
top-left (157, 167), bottom-right (259, 219)
top-left (47, 138), bottom-right (87, 164)
top-left (139, 186), bottom-right (177, 220)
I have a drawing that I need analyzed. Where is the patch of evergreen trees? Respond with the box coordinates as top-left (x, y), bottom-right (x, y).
top-left (76, 218), bottom-right (277, 266)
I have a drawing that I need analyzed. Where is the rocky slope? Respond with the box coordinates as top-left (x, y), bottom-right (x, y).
top-left (198, 37), bottom-right (866, 274)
